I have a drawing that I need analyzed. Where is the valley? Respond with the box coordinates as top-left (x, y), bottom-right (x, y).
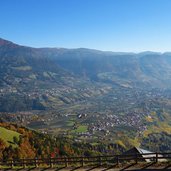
top-left (0, 38), bottom-right (171, 154)
top-left (1, 86), bottom-right (171, 152)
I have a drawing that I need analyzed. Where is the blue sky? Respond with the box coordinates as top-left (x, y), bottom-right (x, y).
top-left (1, 0), bottom-right (171, 52)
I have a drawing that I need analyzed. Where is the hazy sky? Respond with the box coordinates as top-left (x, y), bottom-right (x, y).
top-left (1, 0), bottom-right (171, 52)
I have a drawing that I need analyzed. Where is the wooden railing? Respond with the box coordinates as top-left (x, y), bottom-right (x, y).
top-left (0, 152), bottom-right (171, 168)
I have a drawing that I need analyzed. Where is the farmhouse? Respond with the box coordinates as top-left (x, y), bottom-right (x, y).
top-left (122, 147), bottom-right (167, 162)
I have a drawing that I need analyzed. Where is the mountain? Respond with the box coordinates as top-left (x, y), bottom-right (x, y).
top-left (0, 38), bottom-right (111, 112)
top-left (51, 49), bottom-right (171, 88)
top-left (1, 38), bottom-right (171, 88)
top-left (0, 38), bottom-right (70, 86)
top-left (1, 37), bottom-right (171, 112)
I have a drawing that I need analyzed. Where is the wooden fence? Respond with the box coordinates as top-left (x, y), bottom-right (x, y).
top-left (0, 152), bottom-right (171, 168)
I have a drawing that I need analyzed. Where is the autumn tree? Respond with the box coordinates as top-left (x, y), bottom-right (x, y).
top-left (0, 138), bottom-right (6, 160)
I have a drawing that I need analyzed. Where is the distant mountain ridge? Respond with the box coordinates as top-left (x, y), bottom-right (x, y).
top-left (1, 38), bottom-right (171, 112)
top-left (1, 37), bottom-right (171, 88)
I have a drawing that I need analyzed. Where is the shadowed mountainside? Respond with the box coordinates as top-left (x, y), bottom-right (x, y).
top-left (1, 38), bottom-right (171, 112)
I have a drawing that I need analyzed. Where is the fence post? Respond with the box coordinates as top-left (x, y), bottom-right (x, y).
top-left (11, 160), bottom-right (14, 168)
top-left (81, 157), bottom-right (84, 167)
top-left (65, 157), bottom-right (68, 167)
top-left (135, 154), bottom-right (138, 164)
top-left (23, 158), bottom-right (26, 168)
top-left (35, 158), bottom-right (38, 168)
top-left (156, 153), bottom-right (158, 163)
top-left (116, 155), bottom-right (119, 165)
top-left (98, 156), bottom-right (102, 166)
top-left (50, 157), bottom-right (53, 168)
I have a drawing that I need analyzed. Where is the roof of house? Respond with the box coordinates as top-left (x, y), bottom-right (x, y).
top-left (123, 147), bottom-right (166, 162)
top-left (135, 147), bottom-right (153, 154)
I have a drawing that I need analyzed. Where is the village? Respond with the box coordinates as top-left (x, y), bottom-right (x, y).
top-left (1, 85), bottom-right (170, 145)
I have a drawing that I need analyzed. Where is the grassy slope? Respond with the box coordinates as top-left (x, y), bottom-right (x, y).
top-left (143, 111), bottom-right (171, 137)
top-left (0, 126), bottom-right (20, 146)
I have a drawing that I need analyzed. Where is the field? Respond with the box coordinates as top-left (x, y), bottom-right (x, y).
top-left (0, 126), bottom-right (20, 146)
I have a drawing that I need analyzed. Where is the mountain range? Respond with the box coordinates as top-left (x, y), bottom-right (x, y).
top-left (1, 38), bottom-right (171, 112)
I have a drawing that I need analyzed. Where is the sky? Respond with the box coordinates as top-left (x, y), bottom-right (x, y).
top-left (0, 0), bottom-right (171, 52)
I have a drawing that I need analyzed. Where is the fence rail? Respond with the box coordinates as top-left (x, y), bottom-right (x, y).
top-left (0, 152), bottom-right (171, 168)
